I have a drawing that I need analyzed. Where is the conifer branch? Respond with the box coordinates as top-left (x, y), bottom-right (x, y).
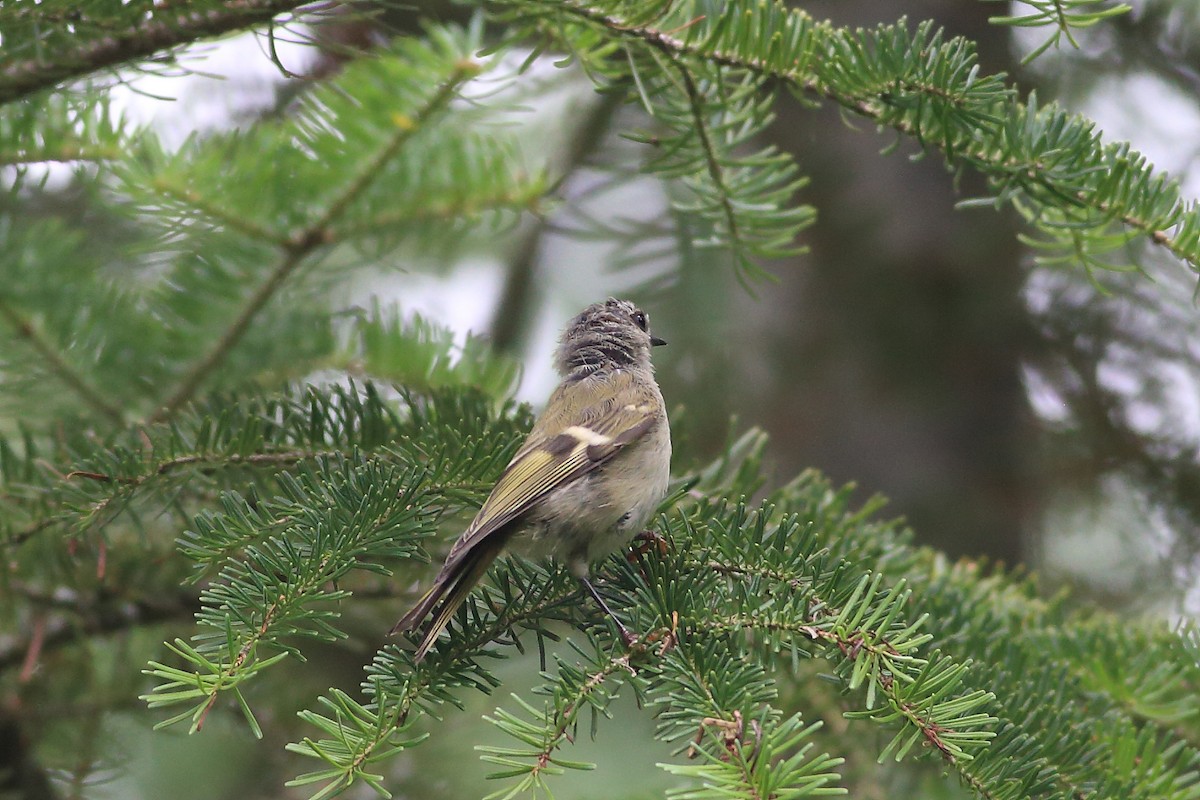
top-left (480, 644), bottom-right (636, 795)
top-left (150, 247), bottom-right (302, 422)
top-left (290, 573), bottom-right (585, 796)
top-left (4, 438), bottom-right (339, 551)
top-left (990, 0), bottom-right (1132, 64)
top-left (552, 0), bottom-right (1200, 272)
top-left (904, 559), bottom-right (1200, 800)
top-left (4, 383), bottom-right (521, 550)
top-left (646, 632), bottom-right (846, 797)
top-left (142, 457), bottom-right (448, 731)
top-left (329, 186), bottom-right (546, 240)
top-left (0, 297), bottom-right (125, 426)
top-left (675, 62), bottom-right (748, 283)
top-left (7, 5), bottom-right (1200, 796)
top-left (150, 178), bottom-right (290, 246)
top-left (66, 449), bottom-right (325, 530)
top-left (149, 64), bottom-right (479, 422)
top-left (0, 0), bottom-right (319, 105)
top-left (148, 243), bottom-right (307, 423)
top-left (671, 646), bottom-right (762, 789)
top-left (704, 613), bottom-right (998, 794)
top-left (536, 655), bottom-right (629, 764)
top-left (685, 541), bottom-right (996, 774)
top-left (3, 520), bottom-right (54, 550)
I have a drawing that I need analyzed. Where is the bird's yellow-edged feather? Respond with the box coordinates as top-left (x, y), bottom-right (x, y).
top-left (391, 370), bottom-right (660, 659)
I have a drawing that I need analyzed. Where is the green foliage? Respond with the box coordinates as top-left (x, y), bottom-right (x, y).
top-left (0, 0), bottom-right (316, 105)
top-left (658, 714), bottom-right (845, 800)
top-left (143, 449), bottom-right (488, 737)
top-left (498, 0), bottom-right (815, 284)
top-left (508, 0), bottom-right (1200, 278)
top-left (901, 560), bottom-right (1200, 800)
top-left (0, 89), bottom-right (124, 172)
top-left (266, 428), bottom-right (1196, 800)
top-left (0, 378), bottom-right (527, 545)
top-left (1, 22), bottom-right (538, 434)
top-left (2, 1), bottom-right (1199, 799)
top-left (19, 381), bottom-right (1189, 798)
top-left (113, 26), bottom-right (545, 251)
top-left (344, 303), bottom-right (522, 397)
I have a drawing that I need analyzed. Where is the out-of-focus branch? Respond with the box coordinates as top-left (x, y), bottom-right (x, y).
top-left (0, 0), bottom-right (326, 105)
top-left (0, 297), bottom-right (125, 426)
top-left (0, 713), bottom-right (58, 800)
top-left (489, 88), bottom-right (626, 353)
top-left (149, 61), bottom-right (477, 422)
top-left (0, 592), bottom-right (196, 673)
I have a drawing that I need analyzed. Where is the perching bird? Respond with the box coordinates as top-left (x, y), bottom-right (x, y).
top-left (392, 298), bottom-right (671, 661)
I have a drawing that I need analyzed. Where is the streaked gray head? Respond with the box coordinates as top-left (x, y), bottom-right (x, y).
top-left (555, 298), bottom-right (666, 377)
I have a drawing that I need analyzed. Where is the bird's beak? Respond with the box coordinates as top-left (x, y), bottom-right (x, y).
top-left (650, 335), bottom-right (667, 347)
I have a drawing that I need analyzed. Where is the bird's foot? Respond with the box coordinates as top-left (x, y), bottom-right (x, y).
top-left (627, 529), bottom-right (668, 561)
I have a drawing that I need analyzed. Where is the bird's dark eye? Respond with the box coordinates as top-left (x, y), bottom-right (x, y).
top-left (632, 311), bottom-right (648, 331)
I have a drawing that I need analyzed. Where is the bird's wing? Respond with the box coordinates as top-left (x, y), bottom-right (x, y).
top-left (391, 372), bottom-right (659, 642)
top-left (442, 371), bottom-right (660, 573)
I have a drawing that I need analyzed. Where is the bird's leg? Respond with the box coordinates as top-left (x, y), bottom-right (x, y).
top-left (580, 576), bottom-right (635, 648)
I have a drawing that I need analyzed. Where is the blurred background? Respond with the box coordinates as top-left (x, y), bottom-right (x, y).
top-left (8, 1), bottom-right (1200, 797)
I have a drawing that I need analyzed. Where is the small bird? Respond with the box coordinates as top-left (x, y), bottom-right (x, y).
top-left (392, 298), bottom-right (671, 661)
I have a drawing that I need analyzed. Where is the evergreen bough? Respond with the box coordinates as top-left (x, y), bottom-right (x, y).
top-left (1, 2), bottom-right (1197, 798)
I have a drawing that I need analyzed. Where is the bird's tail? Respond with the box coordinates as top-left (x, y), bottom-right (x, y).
top-left (391, 537), bottom-right (505, 662)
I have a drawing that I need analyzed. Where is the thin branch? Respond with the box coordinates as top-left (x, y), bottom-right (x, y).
top-left (151, 178), bottom-right (290, 246)
top-left (4, 445), bottom-right (492, 551)
top-left (0, 0), bottom-right (319, 106)
top-left (65, 697), bottom-right (104, 800)
top-left (148, 244), bottom-right (306, 423)
top-left (0, 297), bottom-right (125, 425)
top-left (317, 579), bottom-right (586, 792)
top-left (1, 450), bottom-right (333, 550)
top-left (690, 551), bottom-right (999, 796)
top-left (2, 519), bottom-right (56, 550)
top-left (675, 62), bottom-right (745, 276)
top-left (530, 653), bottom-right (630, 778)
top-left (329, 186), bottom-right (546, 241)
top-left (65, 448), bottom-right (329, 531)
top-left (196, 596), bottom-right (282, 731)
top-left (698, 611), bottom-right (997, 799)
top-left (149, 63), bottom-right (479, 422)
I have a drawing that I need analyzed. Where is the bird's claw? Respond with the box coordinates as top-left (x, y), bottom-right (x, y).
top-left (627, 529), bottom-right (668, 561)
